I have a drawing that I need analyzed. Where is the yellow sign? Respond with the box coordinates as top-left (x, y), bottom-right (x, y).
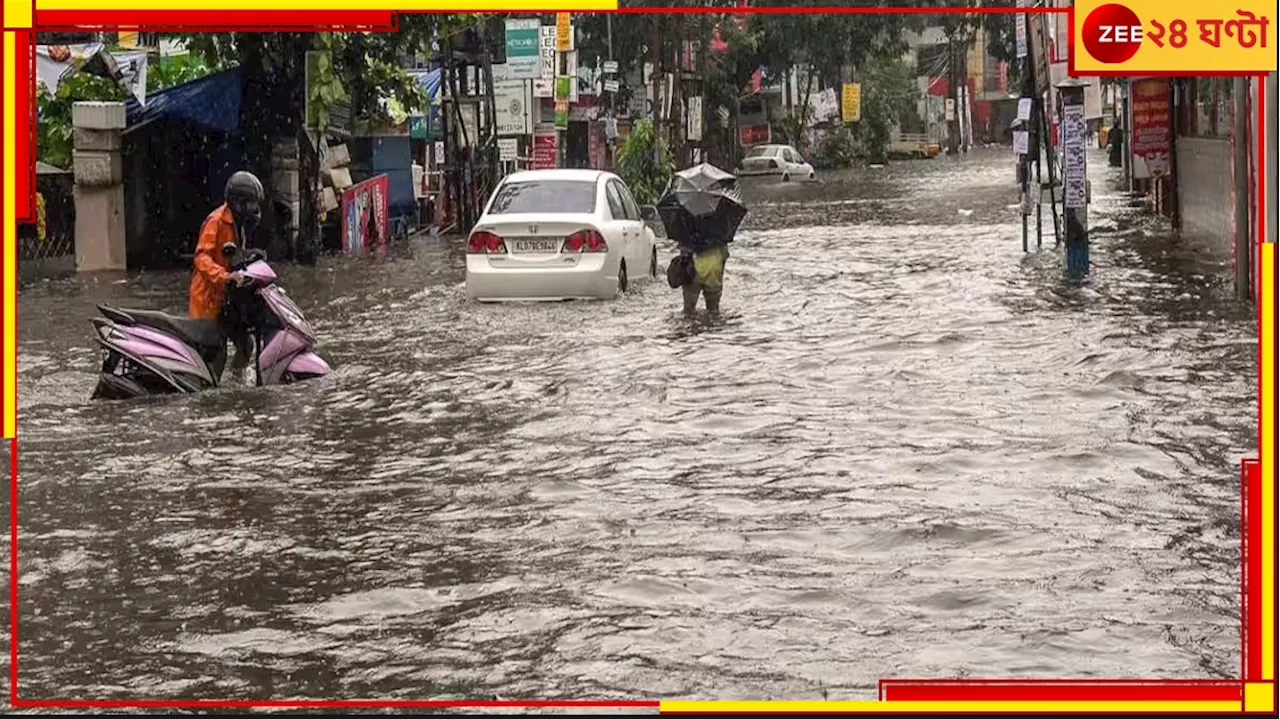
top-left (1071, 0), bottom-right (1276, 74)
top-left (117, 29), bottom-right (140, 48)
top-left (841, 82), bottom-right (861, 123)
top-left (555, 12), bottom-right (573, 53)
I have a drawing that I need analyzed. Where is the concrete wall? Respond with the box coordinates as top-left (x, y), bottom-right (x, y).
top-left (1175, 136), bottom-right (1232, 252)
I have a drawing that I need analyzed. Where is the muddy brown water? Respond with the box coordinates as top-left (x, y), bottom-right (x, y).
top-left (4, 148), bottom-right (1256, 710)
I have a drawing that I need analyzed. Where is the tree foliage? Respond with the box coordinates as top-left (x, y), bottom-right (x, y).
top-left (616, 118), bottom-right (674, 205)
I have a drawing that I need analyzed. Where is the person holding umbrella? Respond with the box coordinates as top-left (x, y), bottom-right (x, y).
top-left (657, 163), bottom-right (748, 315)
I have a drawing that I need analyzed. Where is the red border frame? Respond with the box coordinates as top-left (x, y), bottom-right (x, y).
top-left (5, 3), bottom-right (1273, 712)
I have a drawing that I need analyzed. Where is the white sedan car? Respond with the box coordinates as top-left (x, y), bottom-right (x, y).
top-left (465, 169), bottom-right (660, 302)
top-left (736, 143), bottom-right (816, 182)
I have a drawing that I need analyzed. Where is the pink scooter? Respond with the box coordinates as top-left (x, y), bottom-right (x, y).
top-left (90, 245), bottom-right (332, 400)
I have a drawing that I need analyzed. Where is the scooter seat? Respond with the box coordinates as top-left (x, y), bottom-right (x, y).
top-left (99, 305), bottom-right (224, 349)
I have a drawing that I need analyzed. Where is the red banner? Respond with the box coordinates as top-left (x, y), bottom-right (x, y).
top-left (340, 174), bottom-right (389, 254)
top-left (1130, 78), bottom-right (1172, 177)
top-left (739, 123), bottom-right (771, 147)
top-left (533, 132), bottom-right (558, 170)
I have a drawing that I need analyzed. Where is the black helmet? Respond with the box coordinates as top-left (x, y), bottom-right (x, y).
top-left (225, 170), bottom-right (265, 222)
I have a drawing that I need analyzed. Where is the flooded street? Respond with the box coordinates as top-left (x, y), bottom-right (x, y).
top-left (5, 148), bottom-right (1257, 704)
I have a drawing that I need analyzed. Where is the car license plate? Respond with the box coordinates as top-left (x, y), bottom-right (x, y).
top-left (512, 238), bottom-right (561, 254)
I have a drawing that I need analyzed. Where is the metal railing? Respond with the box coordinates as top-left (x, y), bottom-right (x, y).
top-left (19, 172), bottom-right (75, 264)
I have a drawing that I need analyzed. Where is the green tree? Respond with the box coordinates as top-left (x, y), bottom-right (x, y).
top-left (616, 118), bottom-right (674, 204)
top-left (851, 54), bottom-right (921, 163)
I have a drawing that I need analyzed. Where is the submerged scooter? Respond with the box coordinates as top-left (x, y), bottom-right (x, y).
top-left (90, 244), bottom-right (332, 400)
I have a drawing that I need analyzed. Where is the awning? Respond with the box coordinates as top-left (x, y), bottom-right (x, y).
top-left (125, 66), bottom-right (243, 134)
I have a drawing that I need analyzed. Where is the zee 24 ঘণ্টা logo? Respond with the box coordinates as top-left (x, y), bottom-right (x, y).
top-left (1078, 2), bottom-right (1273, 71)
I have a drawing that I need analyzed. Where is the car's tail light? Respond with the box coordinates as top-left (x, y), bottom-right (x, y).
top-left (468, 230), bottom-right (507, 254)
top-left (562, 229), bottom-right (608, 253)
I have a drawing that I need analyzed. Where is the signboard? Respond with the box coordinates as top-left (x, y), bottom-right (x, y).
top-left (1016, 97), bottom-right (1032, 121)
top-left (505, 18), bottom-right (541, 79)
top-left (686, 95), bottom-right (703, 141)
top-left (841, 83), bottom-right (862, 123)
top-left (340, 174), bottom-right (389, 254)
top-left (555, 12), bottom-right (573, 52)
top-left (554, 99), bottom-right (569, 129)
top-left (945, 98), bottom-right (956, 121)
top-left (566, 51), bottom-right (580, 102)
top-left (1015, 0), bottom-right (1028, 59)
top-left (493, 79), bottom-right (532, 136)
top-left (603, 79), bottom-right (619, 93)
top-left (533, 130), bottom-right (558, 169)
top-left (533, 78), bottom-right (553, 98)
top-left (603, 60), bottom-right (618, 75)
top-left (498, 137), bottom-right (519, 162)
top-left (428, 102), bottom-right (443, 141)
top-left (1130, 77), bottom-right (1172, 178)
top-left (1070, 0), bottom-right (1277, 75)
top-left (555, 76), bottom-right (571, 100)
top-left (409, 115), bottom-right (427, 139)
top-left (1013, 130), bottom-right (1029, 154)
top-left (539, 26), bottom-right (557, 79)
top-left (1061, 102), bottom-right (1087, 209)
top-left (1029, 11), bottom-right (1050, 95)
top-left (817, 87), bottom-right (839, 121)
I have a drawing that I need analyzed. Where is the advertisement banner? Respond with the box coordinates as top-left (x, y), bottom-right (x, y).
top-left (505, 18), bottom-right (541, 80)
top-left (1129, 77), bottom-right (1172, 178)
top-left (533, 130), bottom-right (558, 169)
top-left (556, 12), bottom-right (574, 52)
top-left (340, 174), bottom-right (389, 254)
top-left (1061, 102), bottom-right (1087, 209)
top-left (554, 99), bottom-right (569, 129)
top-left (841, 83), bottom-right (862, 123)
top-left (540, 26), bottom-right (557, 80)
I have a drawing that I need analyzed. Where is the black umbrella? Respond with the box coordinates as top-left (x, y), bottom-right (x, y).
top-left (656, 163), bottom-right (748, 250)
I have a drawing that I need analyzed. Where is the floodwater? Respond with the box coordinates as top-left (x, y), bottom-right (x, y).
top-left (4, 148), bottom-right (1258, 710)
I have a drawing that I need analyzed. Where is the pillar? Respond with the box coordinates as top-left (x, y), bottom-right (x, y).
top-left (1057, 79), bottom-right (1089, 278)
top-left (71, 101), bottom-right (127, 272)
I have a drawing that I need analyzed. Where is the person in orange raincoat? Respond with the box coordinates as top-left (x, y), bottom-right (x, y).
top-left (189, 170), bottom-right (265, 381)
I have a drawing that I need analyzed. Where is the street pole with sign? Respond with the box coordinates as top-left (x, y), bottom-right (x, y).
top-left (1057, 77), bottom-right (1089, 278)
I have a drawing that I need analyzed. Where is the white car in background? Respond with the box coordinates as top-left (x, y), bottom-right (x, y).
top-left (465, 169), bottom-right (660, 302)
top-left (737, 143), bottom-right (816, 182)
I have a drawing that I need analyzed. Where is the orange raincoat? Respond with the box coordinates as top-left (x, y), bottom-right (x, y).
top-left (188, 204), bottom-right (238, 319)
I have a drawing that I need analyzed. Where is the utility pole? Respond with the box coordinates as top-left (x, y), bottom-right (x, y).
top-left (1058, 77), bottom-right (1089, 278)
top-left (947, 35), bottom-right (959, 155)
top-left (1232, 75), bottom-right (1251, 301)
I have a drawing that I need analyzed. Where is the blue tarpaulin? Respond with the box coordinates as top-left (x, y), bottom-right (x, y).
top-left (409, 68), bottom-right (442, 102)
top-left (125, 66), bottom-right (243, 134)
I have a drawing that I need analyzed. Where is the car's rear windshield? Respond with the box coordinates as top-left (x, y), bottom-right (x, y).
top-left (488, 180), bottom-right (597, 214)
top-left (745, 146), bottom-right (779, 158)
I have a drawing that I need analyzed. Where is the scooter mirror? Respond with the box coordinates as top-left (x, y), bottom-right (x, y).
top-left (222, 242), bottom-right (239, 258)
